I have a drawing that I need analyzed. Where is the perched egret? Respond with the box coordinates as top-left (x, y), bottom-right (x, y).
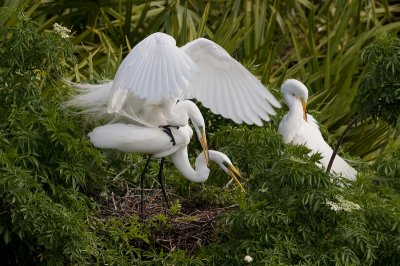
top-left (278, 79), bottom-right (357, 180)
top-left (68, 32), bottom-right (280, 211)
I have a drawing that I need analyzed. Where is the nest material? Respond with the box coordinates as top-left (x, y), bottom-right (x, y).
top-left (99, 186), bottom-right (236, 253)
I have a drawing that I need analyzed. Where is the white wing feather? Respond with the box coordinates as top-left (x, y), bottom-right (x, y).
top-left (181, 38), bottom-right (281, 126)
top-left (72, 34), bottom-right (280, 127)
top-left (66, 81), bottom-right (112, 109)
top-left (108, 32), bottom-right (199, 113)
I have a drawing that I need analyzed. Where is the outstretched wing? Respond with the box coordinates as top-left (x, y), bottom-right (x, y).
top-left (108, 32), bottom-right (199, 113)
top-left (180, 38), bottom-right (281, 126)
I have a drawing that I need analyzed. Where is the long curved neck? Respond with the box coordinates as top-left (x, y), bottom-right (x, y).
top-left (285, 95), bottom-right (304, 121)
top-left (169, 147), bottom-right (210, 183)
top-left (177, 100), bottom-right (204, 125)
top-left (162, 100), bottom-right (203, 127)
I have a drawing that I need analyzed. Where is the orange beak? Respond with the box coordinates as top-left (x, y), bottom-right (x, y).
top-left (199, 127), bottom-right (209, 164)
top-left (301, 98), bottom-right (307, 121)
top-left (224, 164), bottom-right (245, 192)
top-left (228, 164), bottom-right (245, 192)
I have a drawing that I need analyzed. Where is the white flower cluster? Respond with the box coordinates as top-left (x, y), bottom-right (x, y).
top-left (244, 255), bottom-right (253, 263)
top-left (52, 23), bottom-right (71, 38)
top-left (326, 195), bottom-right (361, 212)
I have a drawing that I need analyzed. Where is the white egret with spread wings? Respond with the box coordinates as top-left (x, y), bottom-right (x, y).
top-left (278, 79), bottom-right (357, 180)
top-left (69, 32), bottom-right (281, 212)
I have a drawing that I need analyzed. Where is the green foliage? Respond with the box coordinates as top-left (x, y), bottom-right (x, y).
top-left (169, 200), bottom-right (182, 215)
top-left (198, 126), bottom-right (400, 265)
top-left (356, 32), bottom-right (400, 129)
top-left (374, 148), bottom-right (400, 192)
top-left (2, 2), bottom-right (400, 265)
top-left (11, 0), bottom-right (398, 159)
top-left (93, 215), bottom-right (151, 264)
top-left (0, 12), bottom-right (108, 264)
top-left (142, 249), bottom-right (207, 266)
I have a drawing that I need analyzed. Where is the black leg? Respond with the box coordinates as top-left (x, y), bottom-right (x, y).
top-left (157, 157), bottom-right (170, 209)
top-left (140, 155), bottom-right (152, 215)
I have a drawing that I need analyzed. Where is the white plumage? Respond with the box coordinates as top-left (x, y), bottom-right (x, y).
top-left (108, 33), bottom-right (197, 108)
top-left (278, 79), bottom-right (357, 180)
top-left (99, 32), bottom-right (281, 128)
top-left (88, 123), bottom-right (185, 157)
top-left (67, 32), bottom-right (257, 203)
top-left (69, 32), bottom-right (281, 169)
top-left (88, 123), bottom-right (242, 185)
top-left (179, 38), bottom-right (280, 125)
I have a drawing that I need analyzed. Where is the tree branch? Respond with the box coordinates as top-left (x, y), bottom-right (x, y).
top-left (326, 116), bottom-right (358, 174)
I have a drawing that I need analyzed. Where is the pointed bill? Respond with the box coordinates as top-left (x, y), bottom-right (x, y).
top-left (301, 97), bottom-right (307, 121)
top-left (226, 165), bottom-right (245, 192)
top-left (199, 127), bottom-right (209, 164)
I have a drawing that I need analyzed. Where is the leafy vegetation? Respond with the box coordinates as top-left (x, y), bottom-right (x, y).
top-left (202, 126), bottom-right (400, 265)
top-left (0, 1), bottom-right (400, 265)
top-left (0, 12), bottom-right (102, 264)
top-left (328, 31), bottom-right (400, 173)
top-left (356, 32), bottom-right (400, 129)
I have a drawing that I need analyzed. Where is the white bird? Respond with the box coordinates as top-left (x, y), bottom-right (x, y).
top-left (106, 32), bottom-right (281, 126)
top-left (278, 79), bottom-right (357, 180)
top-left (88, 123), bottom-right (243, 212)
top-left (69, 32), bottom-right (280, 139)
top-left (68, 32), bottom-right (279, 211)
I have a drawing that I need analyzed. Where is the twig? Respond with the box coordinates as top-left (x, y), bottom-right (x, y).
top-left (99, 187), bottom-right (238, 253)
top-left (111, 192), bottom-right (117, 210)
top-left (326, 116), bottom-right (358, 174)
top-left (113, 159), bottom-right (143, 181)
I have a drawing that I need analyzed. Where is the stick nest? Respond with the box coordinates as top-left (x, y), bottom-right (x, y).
top-left (99, 186), bottom-right (236, 253)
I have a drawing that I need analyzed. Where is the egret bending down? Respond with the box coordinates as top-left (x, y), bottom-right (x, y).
top-left (278, 79), bottom-right (357, 180)
top-left (68, 32), bottom-right (279, 212)
top-left (89, 123), bottom-right (243, 213)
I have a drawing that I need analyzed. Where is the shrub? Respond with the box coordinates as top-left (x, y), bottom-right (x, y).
top-left (0, 12), bottom-right (107, 264)
top-left (199, 126), bottom-right (400, 265)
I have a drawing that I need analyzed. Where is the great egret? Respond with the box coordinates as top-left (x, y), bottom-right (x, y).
top-left (69, 32), bottom-right (280, 164)
top-left (278, 79), bottom-right (357, 180)
top-left (88, 123), bottom-right (243, 213)
top-left (68, 32), bottom-right (279, 211)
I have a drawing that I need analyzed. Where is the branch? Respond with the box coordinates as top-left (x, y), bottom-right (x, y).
top-left (326, 116), bottom-right (358, 174)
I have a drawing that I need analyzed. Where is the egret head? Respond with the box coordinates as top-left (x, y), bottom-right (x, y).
top-left (281, 79), bottom-right (309, 121)
top-left (209, 151), bottom-right (245, 192)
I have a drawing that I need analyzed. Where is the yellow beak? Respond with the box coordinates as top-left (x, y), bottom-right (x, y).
top-left (225, 165), bottom-right (245, 192)
top-left (199, 127), bottom-right (209, 164)
top-left (301, 98), bottom-right (307, 121)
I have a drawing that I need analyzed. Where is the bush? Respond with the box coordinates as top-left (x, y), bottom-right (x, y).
top-left (0, 12), bottom-right (108, 264)
top-left (198, 126), bottom-right (400, 265)
top-left (356, 33), bottom-right (400, 128)
top-left (2, 8), bottom-right (400, 266)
